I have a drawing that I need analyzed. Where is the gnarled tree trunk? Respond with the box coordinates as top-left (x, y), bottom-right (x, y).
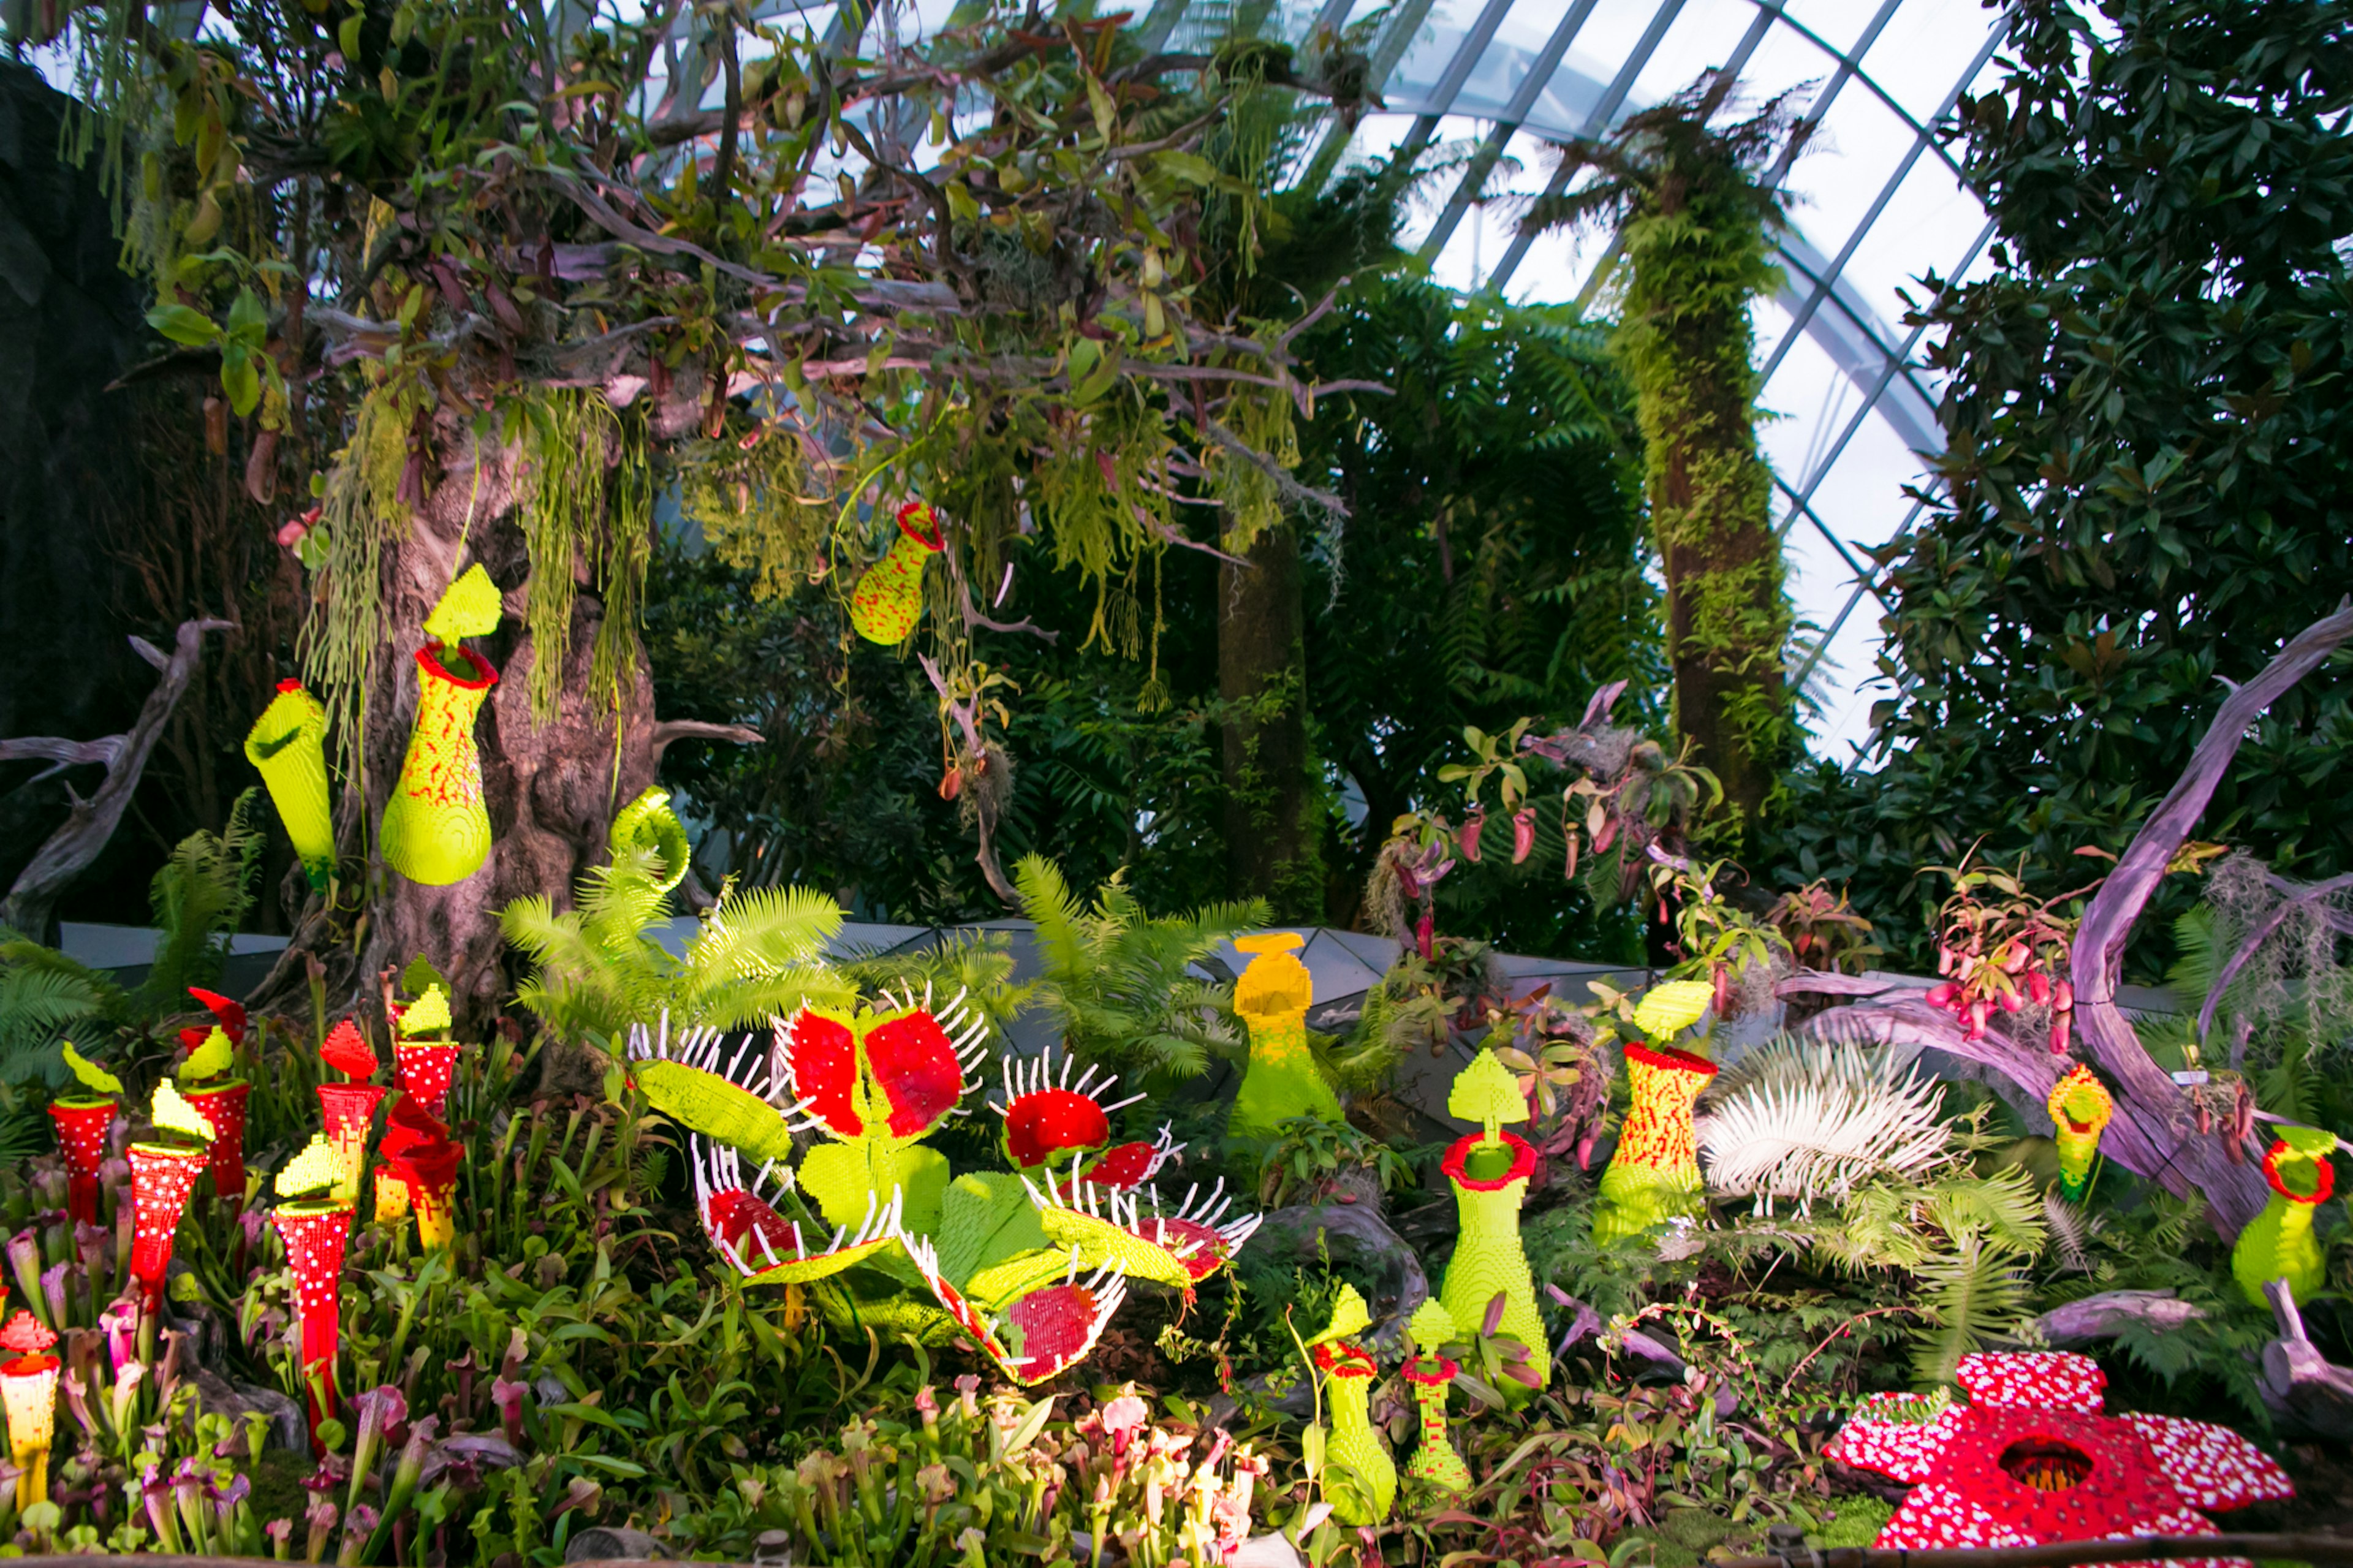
top-left (1789, 597), bottom-right (2353, 1239)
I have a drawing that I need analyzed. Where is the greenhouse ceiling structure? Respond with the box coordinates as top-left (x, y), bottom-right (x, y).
top-left (50, 0), bottom-right (2006, 756)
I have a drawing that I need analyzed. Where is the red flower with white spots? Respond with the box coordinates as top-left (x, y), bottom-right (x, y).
top-left (1830, 1352), bottom-right (2292, 1564)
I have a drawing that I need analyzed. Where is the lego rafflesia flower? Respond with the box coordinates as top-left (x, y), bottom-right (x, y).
top-left (244, 680), bottom-right (335, 890)
top-left (848, 501), bottom-right (944, 645)
top-left (1830, 1350), bottom-right (2292, 1550)
top-left (128, 1079), bottom-right (218, 1311)
top-left (1305, 1284), bottom-right (1394, 1525)
top-left (2046, 1064), bottom-right (2113, 1203)
top-left (272, 1135), bottom-right (355, 1437)
top-left (1228, 932), bottom-right (1343, 1138)
top-left (1437, 1050), bottom-right (1548, 1389)
top-left (379, 566), bottom-right (501, 887)
top-left (2231, 1126), bottom-right (2338, 1308)
top-left (1593, 998), bottom-right (1718, 1247)
top-left (629, 982), bottom-right (1258, 1390)
top-left (0, 1308), bottom-right (60, 1508)
top-left (50, 1043), bottom-right (120, 1227)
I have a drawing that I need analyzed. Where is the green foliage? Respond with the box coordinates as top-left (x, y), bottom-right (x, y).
top-left (1774, 0), bottom-right (2353, 972)
top-left (131, 788), bottom-right (263, 1022)
top-left (503, 820), bottom-right (850, 1043)
top-left (1295, 274), bottom-right (1658, 952)
top-left (1254, 1115), bottom-right (1418, 1207)
top-left (1012, 855), bottom-right (1262, 1080)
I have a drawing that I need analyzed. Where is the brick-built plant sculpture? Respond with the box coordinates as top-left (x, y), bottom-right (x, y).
top-left (629, 996), bottom-right (1259, 1387)
top-left (1401, 1298), bottom-right (1472, 1494)
top-left (1830, 1350), bottom-right (2292, 1550)
top-left (50, 1044), bottom-right (120, 1227)
top-left (128, 1079), bottom-right (216, 1312)
top-left (1303, 1283), bottom-right (1395, 1525)
top-left (271, 1135), bottom-right (356, 1440)
top-left (1594, 980), bottom-right (1718, 1247)
top-left (380, 565), bottom-right (502, 885)
top-left (0, 1309), bottom-right (60, 1509)
top-left (2045, 1064), bottom-right (2113, 1203)
top-left (1229, 932), bottom-right (1343, 1138)
top-left (178, 987), bottom-right (251, 1210)
top-left (317, 1017), bottom-right (387, 1206)
top-left (244, 678), bottom-right (335, 890)
top-left (2232, 1126), bottom-right (2338, 1308)
top-left (849, 501), bottom-right (945, 645)
top-left (1438, 1049), bottom-right (1548, 1388)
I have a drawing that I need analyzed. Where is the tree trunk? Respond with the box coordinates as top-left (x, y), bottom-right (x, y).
top-left (1218, 523), bottom-right (1320, 916)
top-left (1787, 598), bottom-right (2353, 1240)
top-left (366, 429), bottom-right (661, 1028)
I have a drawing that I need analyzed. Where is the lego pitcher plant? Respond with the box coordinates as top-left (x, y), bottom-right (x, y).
top-left (178, 987), bottom-right (252, 1209)
top-left (244, 679), bottom-right (335, 890)
top-left (381, 566), bottom-right (502, 885)
top-left (2046, 1064), bottom-right (2113, 1203)
top-left (1594, 979), bottom-right (1717, 1247)
top-left (50, 1043), bottom-right (119, 1227)
top-left (1229, 931), bottom-right (1343, 1138)
top-left (129, 1079), bottom-right (217, 1312)
top-left (849, 501), bottom-right (944, 645)
top-left (1437, 1050), bottom-right (1547, 1390)
top-left (2232, 1127), bottom-right (2338, 1308)
top-left (1299, 1284), bottom-right (1394, 1526)
top-left (271, 1136), bottom-right (355, 1437)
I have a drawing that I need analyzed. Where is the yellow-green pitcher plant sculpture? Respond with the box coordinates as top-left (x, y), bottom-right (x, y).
top-left (244, 678), bottom-right (335, 890)
top-left (381, 566), bottom-right (503, 886)
top-left (1438, 1049), bottom-right (1548, 1390)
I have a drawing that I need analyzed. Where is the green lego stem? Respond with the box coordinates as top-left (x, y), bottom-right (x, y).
top-left (1436, 1131), bottom-right (1548, 1390)
top-left (1230, 1009), bottom-right (1343, 1137)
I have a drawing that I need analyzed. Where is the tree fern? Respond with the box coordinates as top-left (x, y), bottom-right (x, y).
top-left (504, 843), bottom-right (849, 1045)
top-left (132, 789), bottom-right (263, 1020)
top-left (1012, 854), bottom-right (1263, 1080)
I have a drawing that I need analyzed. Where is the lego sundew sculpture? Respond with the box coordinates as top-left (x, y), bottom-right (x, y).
top-left (628, 989), bottom-right (1260, 1387)
top-left (1438, 1050), bottom-right (1548, 1389)
top-left (1830, 1350), bottom-right (2292, 1550)
top-left (1593, 979), bottom-right (1718, 1248)
top-left (2231, 1126), bottom-right (2338, 1308)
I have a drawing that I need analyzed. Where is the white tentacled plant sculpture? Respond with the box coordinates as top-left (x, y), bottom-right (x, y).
top-left (627, 994), bottom-right (1258, 1384)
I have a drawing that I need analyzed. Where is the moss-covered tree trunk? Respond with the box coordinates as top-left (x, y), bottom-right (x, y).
top-left (1218, 523), bottom-right (1321, 916)
top-left (258, 418), bottom-right (664, 1031)
top-left (1591, 88), bottom-right (1802, 844)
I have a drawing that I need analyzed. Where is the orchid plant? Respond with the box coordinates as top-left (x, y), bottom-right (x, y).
top-left (628, 993), bottom-right (1260, 1387)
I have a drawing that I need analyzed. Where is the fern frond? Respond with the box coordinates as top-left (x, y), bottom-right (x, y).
top-left (1910, 1234), bottom-right (2031, 1385)
top-left (1699, 1038), bottom-right (1950, 1205)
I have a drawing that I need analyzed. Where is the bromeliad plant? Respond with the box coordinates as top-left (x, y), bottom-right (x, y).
top-left (629, 990), bottom-right (1261, 1387)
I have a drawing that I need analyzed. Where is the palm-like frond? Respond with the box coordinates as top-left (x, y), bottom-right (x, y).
top-left (1012, 854), bottom-right (1267, 1078)
top-left (1699, 1038), bottom-right (1950, 1206)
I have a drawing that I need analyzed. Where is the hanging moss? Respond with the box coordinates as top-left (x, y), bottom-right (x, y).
top-left (302, 372), bottom-right (435, 777)
top-left (677, 435), bottom-right (832, 602)
top-left (509, 388), bottom-right (655, 725)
